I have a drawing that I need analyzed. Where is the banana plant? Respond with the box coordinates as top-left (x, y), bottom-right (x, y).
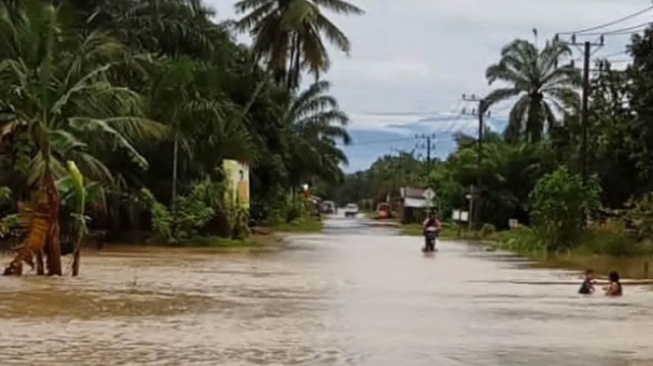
top-left (56, 161), bottom-right (87, 276)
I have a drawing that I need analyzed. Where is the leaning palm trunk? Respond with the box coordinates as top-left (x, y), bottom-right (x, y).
top-left (3, 170), bottom-right (62, 276)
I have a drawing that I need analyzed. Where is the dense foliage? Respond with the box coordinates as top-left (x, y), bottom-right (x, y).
top-left (0, 0), bottom-right (362, 269)
top-left (530, 168), bottom-right (601, 250)
top-left (335, 32), bottom-right (653, 255)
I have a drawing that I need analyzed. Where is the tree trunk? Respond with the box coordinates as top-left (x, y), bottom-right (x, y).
top-left (36, 250), bottom-right (44, 275)
top-left (72, 247), bottom-right (80, 276)
top-left (526, 98), bottom-right (543, 142)
top-left (4, 169), bottom-right (62, 276)
top-left (43, 170), bottom-right (62, 276)
top-left (171, 134), bottom-right (179, 214)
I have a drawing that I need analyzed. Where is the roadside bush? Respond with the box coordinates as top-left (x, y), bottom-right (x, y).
top-left (479, 223), bottom-right (496, 238)
top-left (581, 220), bottom-right (653, 257)
top-left (283, 194), bottom-right (308, 223)
top-left (493, 227), bottom-right (545, 253)
top-left (624, 192), bottom-right (653, 242)
top-left (139, 189), bottom-right (174, 242)
top-left (530, 167), bottom-right (601, 251)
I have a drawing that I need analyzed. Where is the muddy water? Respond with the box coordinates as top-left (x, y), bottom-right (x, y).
top-left (1, 217), bottom-right (653, 365)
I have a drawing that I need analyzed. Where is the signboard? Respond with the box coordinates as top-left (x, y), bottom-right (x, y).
top-left (452, 210), bottom-right (469, 222)
top-left (223, 160), bottom-right (250, 209)
top-left (508, 219), bottom-right (519, 229)
top-left (423, 188), bottom-right (435, 208)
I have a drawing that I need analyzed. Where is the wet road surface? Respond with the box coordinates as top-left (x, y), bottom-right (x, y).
top-left (1, 216), bottom-right (653, 365)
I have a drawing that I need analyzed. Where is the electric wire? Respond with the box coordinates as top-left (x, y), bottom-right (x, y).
top-left (582, 22), bottom-right (652, 36)
top-left (558, 5), bottom-right (653, 35)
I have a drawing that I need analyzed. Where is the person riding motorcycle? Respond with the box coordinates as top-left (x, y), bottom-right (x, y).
top-left (422, 212), bottom-right (441, 251)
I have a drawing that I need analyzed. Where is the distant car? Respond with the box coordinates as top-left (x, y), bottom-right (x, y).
top-left (321, 201), bottom-right (336, 214)
top-left (376, 202), bottom-right (391, 219)
top-left (344, 203), bottom-right (359, 217)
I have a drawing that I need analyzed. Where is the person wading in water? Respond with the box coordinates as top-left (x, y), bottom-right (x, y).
top-left (604, 271), bottom-right (623, 297)
top-left (578, 269), bottom-right (596, 295)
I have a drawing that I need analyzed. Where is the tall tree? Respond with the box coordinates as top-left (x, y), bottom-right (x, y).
top-left (285, 80), bottom-right (351, 186)
top-left (0, 0), bottom-right (163, 275)
top-left (234, 0), bottom-right (364, 89)
top-left (484, 39), bottom-right (581, 142)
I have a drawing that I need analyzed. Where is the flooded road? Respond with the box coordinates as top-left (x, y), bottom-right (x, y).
top-left (2, 216), bottom-right (653, 365)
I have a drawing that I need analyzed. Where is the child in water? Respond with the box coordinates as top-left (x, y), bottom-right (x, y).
top-left (604, 271), bottom-right (623, 297)
top-left (578, 269), bottom-right (596, 294)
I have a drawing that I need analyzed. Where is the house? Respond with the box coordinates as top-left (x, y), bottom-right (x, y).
top-left (396, 186), bottom-right (435, 223)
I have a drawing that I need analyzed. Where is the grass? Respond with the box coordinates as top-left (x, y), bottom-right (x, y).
top-left (182, 236), bottom-right (260, 248)
top-left (399, 221), bottom-right (653, 278)
top-left (489, 226), bottom-right (653, 279)
top-left (270, 216), bottom-right (324, 233)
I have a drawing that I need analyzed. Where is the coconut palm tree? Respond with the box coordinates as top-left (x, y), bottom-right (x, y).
top-left (484, 39), bottom-right (581, 142)
top-left (285, 80), bottom-right (350, 186)
top-left (0, 0), bottom-right (164, 275)
top-left (234, 0), bottom-right (364, 89)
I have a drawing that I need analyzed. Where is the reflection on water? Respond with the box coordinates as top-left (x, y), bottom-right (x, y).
top-left (1, 217), bottom-right (653, 365)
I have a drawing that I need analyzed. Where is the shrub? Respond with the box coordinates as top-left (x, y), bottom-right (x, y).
top-left (479, 223), bottom-right (496, 238)
top-left (494, 227), bottom-right (545, 254)
top-left (139, 188), bottom-right (173, 242)
top-left (624, 192), bottom-right (653, 242)
top-left (530, 167), bottom-right (601, 251)
top-left (581, 220), bottom-right (653, 257)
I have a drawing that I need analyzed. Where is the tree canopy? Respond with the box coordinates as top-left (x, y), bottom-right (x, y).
top-left (0, 0), bottom-right (363, 274)
top-left (333, 31), bottom-right (653, 252)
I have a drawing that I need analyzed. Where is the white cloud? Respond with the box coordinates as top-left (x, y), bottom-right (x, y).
top-left (347, 113), bottom-right (422, 131)
top-left (206, 0), bottom-right (646, 144)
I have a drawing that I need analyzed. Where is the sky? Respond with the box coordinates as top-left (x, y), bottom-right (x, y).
top-left (206, 0), bottom-right (649, 171)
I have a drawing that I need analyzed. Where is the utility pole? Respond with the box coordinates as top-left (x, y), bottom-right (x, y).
top-left (467, 185), bottom-right (474, 231)
top-left (461, 94), bottom-right (490, 228)
top-left (415, 133), bottom-right (436, 172)
top-left (554, 34), bottom-right (604, 183)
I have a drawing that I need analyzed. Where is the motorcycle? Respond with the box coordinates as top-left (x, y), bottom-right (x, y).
top-left (422, 226), bottom-right (439, 252)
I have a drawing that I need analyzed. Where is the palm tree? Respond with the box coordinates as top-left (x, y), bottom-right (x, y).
top-left (143, 57), bottom-right (253, 214)
top-left (484, 39), bottom-right (581, 142)
top-left (93, 0), bottom-right (216, 58)
top-left (234, 0), bottom-right (364, 89)
top-left (0, 0), bottom-right (164, 275)
top-left (285, 80), bottom-right (350, 186)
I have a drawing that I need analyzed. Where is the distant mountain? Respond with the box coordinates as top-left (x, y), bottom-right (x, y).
top-left (340, 114), bottom-right (508, 172)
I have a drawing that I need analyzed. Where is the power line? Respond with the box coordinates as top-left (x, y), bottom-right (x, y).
top-left (558, 4), bottom-right (653, 35)
top-left (596, 50), bottom-right (629, 58)
top-left (582, 22), bottom-right (652, 36)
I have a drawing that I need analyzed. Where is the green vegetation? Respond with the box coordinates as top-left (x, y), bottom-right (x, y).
top-left (182, 236), bottom-right (259, 248)
top-left (273, 217), bottom-right (324, 233)
top-left (334, 31), bottom-right (653, 263)
top-left (399, 222), bottom-right (477, 241)
top-left (0, 0), bottom-right (363, 273)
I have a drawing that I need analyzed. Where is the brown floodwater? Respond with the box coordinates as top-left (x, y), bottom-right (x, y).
top-left (1, 216), bottom-right (653, 365)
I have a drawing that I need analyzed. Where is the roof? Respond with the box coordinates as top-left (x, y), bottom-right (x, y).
top-left (401, 187), bottom-right (426, 199)
top-left (403, 197), bottom-right (429, 208)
